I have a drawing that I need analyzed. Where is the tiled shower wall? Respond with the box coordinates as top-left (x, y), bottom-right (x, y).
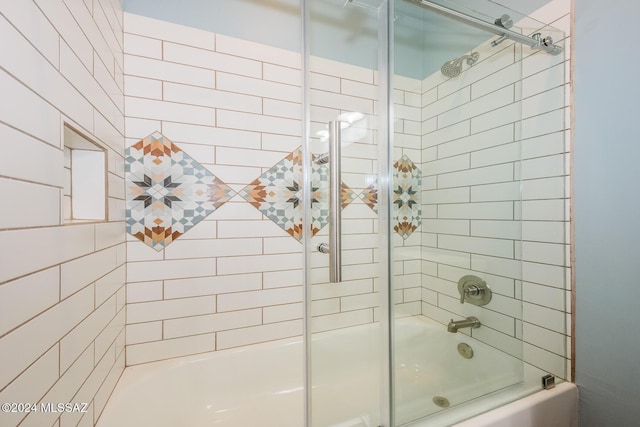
top-left (123, 13), bottom-right (387, 364)
top-left (0, 0), bottom-right (126, 426)
top-left (418, 0), bottom-right (571, 379)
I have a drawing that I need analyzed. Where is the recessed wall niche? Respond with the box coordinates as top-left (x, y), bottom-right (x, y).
top-left (63, 125), bottom-right (107, 223)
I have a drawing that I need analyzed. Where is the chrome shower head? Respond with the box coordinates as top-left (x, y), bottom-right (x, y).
top-left (440, 52), bottom-right (479, 78)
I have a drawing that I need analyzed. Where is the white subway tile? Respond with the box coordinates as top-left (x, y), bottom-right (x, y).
top-left (1, 0), bottom-right (60, 67)
top-left (264, 63), bottom-right (301, 86)
top-left (470, 181), bottom-right (520, 203)
top-left (438, 124), bottom-right (514, 159)
top-left (521, 199), bottom-right (565, 221)
top-left (0, 225), bottom-right (95, 284)
top-left (310, 72), bottom-right (340, 93)
top-left (216, 319), bottom-right (302, 349)
top-left (422, 247), bottom-right (471, 269)
top-left (127, 296), bottom-right (215, 324)
top-left (470, 142), bottom-right (520, 168)
top-left (470, 102), bottom-right (521, 134)
top-left (0, 286), bottom-right (93, 389)
top-left (61, 247), bottom-right (119, 299)
top-left (341, 79), bottom-right (378, 100)
top-left (472, 325), bottom-right (522, 359)
top-left (523, 343), bottom-right (566, 378)
top-left (341, 292), bottom-right (380, 312)
top-left (310, 56), bottom-right (373, 83)
top-left (439, 201), bottom-right (514, 220)
top-left (163, 41), bottom-right (262, 78)
top-left (0, 124), bottom-right (64, 186)
top-left (217, 72), bottom-right (300, 103)
top-left (264, 98), bottom-right (302, 120)
top-left (216, 219), bottom-right (288, 238)
top-left (522, 221), bottom-right (565, 244)
top-left (438, 235), bottom-right (514, 258)
top-left (523, 302), bottom-right (565, 333)
top-left (421, 219), bottom-right (470, 235)
top-left (0, 179), bottom-right (60, 228)
top-left (217, 253), bottom-right (304, 275)
top-left (126, 333), bottom-right (215, 365)
top-left (60, 296), bottom-right (116, 372)
top-left (523, 261), bottom-right (566, 287)
top-left (164, 273), bottom-right (262, 299)
top-left (309, 89), bottom-right (374, 115)
top-left (522, 86), bottom-right (565, 118)
top-left (311, 310), bottom-right (372, 333)
top-left (312, 298), bottom-right (340, 316)
top-left (522, 282), bottom-right (566, 312)
top-left (126, 97), bottom-right (214, 126)
top-left (423, 121), bottom-right (471, 148)
top-left (522, 177), bottom-right (565, 200)
top-left (423, 87), bottom-right (470, 121)
top-left (424, 154), bottom-right (469, 176)
top-left (263, 303), bottom-right (304, 324)
top-left (521, 108), bottom-right (565, 139)
top-left (123, 33), bottom-right (161, 58)
top-left (164, 238), bottom-right (262, 259)
top-left (217, 33), bottom-right (300, 68)
top-left (124, 75), bottom-right (162, 99)
top-left (216, 109), bottom-right (301, 136)
top-left (470, 220), bottom-right (521, 240)
top-left (161, 121), bottom-right (261, 150)
top-left (126, 281), bottom-right (162, 303)
top-left (263, 269), bottom-right (304, 289)
top-left (124, 13), bottom-right (215, 50)
top-left (125, 54), bottom-right (215, 88)
top-left (471, 254), bottom-right (521, 280)
top-left (472, 63), bottom-right (520, 99)
top-left (127, 259), bottom-right (216, 282)
top-left (164, 309), bottom-right (263, 339)
top-left (126, 322), bottom-right (162, 344)
top-left (95, 265), bottom-right (126, 306)
top-left (218, 286), bottom-right (302, 312)
top-left (437, 163), bottom-right (514, 189)
top-left (0, 346), bottom-right (59, 426)
top-left (163, 82), bottom-right (262, 113)
top-left (0, 268), bottom-right (60, 337)
top-left (0, 70), bottom-right (61, 147)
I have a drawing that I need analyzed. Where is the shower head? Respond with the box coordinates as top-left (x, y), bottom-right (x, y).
top-left (440, 52), bottom-right (479, 78)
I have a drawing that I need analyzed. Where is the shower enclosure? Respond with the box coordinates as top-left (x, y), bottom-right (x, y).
top-left (303, 0), bottom-right (567, 425)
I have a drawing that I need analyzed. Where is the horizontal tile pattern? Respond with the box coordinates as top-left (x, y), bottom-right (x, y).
top-left (417, 0), bottom-right (572, 382)
top-left (1, 2), bottom-right (126, 426)
top-left (122, 14), bottom-right (314, 363)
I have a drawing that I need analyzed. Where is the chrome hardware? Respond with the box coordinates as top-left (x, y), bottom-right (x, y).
top-left (447, 317), bottom-right (481, 333)
top-left (457, 343), bottom-right (474, 359)
top-left (542, 374), bottom-right (556, 390)
top-left (491, 34), bottom-right (509, 47)
top-left (494, 14), bottom-right (513, 29)
top-left (457, 275), bottom-right (492, 306)
top-left (317, 243), bottom-right (330, 254)
top-left (405, 0), bottom-right (563, 55)
top-left (328, 120), bottom-right (342, 283)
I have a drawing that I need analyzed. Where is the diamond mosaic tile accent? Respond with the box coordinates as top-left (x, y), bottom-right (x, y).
top-left (341, 183), bottom-right (358, 209)
top-left (359, 183), bottom-right (378, 213)
top-left (393, 155), bottom-right (422, 239)
top-left (126, 132), bottom-right (235, 251)
top-left (238, 147), bottom-right (359, 241)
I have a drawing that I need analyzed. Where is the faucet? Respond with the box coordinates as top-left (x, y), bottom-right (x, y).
top-left (447, 316), bottom-right (481, 333)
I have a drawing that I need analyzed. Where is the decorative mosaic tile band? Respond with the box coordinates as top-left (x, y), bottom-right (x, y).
top-left (125, 134), bottom-right (420, 248)
top-left (126, 132), bottom-right (235, 251)
top-left (393, 155), bottom-right (422, 240)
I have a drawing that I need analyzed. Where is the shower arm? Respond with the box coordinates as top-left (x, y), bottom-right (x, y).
top-left (404, 0), bottom-right (563, 55)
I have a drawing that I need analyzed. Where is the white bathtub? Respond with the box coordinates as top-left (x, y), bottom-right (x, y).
top-left (97, 316), bottom-right (576, 427)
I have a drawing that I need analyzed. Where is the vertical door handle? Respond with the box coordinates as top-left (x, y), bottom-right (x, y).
top-left (328, 119), bottom-right (342, 282)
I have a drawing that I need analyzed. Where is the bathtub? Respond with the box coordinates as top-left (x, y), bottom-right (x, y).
top-left (97, 316), bottom-right (576, 427)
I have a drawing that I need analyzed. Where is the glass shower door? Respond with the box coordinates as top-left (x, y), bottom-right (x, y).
top-left (391, 0), bottom-right (566, 425)
top-left (304, 0), bottom-right (390, 426)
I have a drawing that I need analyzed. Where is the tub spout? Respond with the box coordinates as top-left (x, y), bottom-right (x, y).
top-left (447, 316), bottom-right (481, 333)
